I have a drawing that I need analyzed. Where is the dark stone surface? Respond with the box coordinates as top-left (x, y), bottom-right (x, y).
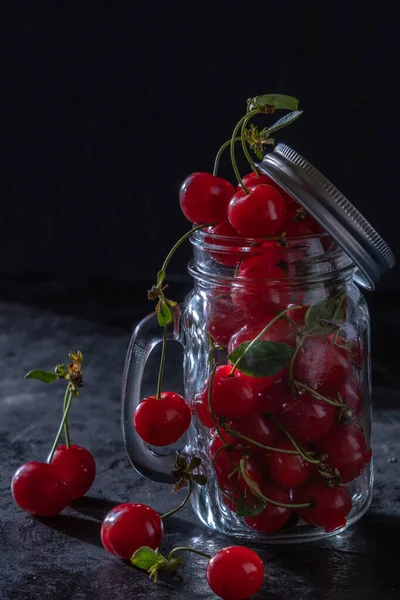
top-left (1, 290), bottom-right (400, 600)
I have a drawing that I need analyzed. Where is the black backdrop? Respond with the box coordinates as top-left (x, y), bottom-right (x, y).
top-left (1, 1), bottom-right (399, 289)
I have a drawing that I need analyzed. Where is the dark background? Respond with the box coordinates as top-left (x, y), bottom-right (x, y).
top-left (1, 1), bottom-right (399, 295)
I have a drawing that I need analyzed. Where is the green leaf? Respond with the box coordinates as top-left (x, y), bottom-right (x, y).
top-left (131, 546), bottom-right (160, 570)
top-left (267, 110), bottom-right (303, 134)
top-left (248, 94), bottom-right (299, 112)
top-left (192, 474), bottom-right (207, 486)
top-left (25, 370), bottom-right (58, 383)
top-left (305, 294), bottom-right (346, 335)
top-left (228, 341), bottom-right (294, 378)
top-left (236, 492), bottom-right (267, 517)
top-left (157, 300), bottom-right (173, 326)
top-left (188, 456), bottom-right (202, 470)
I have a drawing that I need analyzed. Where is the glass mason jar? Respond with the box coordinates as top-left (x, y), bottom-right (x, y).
top-left (122, 228), bottom-right (373, 543)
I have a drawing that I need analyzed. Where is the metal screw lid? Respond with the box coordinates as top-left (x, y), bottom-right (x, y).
top-left (258, 143), bottom-right (396, 290)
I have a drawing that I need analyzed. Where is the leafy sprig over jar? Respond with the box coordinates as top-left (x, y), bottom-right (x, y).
top-left (122, 93), bottom-right (395, 543)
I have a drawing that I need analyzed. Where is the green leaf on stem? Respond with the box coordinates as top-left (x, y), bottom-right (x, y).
top-left (236, 491), bottom-right (267, 517)
top-left (25, 370), bottom-right (58, 383)
top-left (156, 300), bottom-right (173, 326)
top-left (228, 341), bottom-right (294, 378)
top-left (188, 456), bottom-right (202, 470)
top-left (131, 546), bottom-right (160, 570)
top-left (192, 474), bottom-right (207, 486)
top-left (267, 110), bottom-right (303, 135)
top-left (305, 293), bottom-right (346, 335)
top-left (247, 94), bottom-right (299, 112)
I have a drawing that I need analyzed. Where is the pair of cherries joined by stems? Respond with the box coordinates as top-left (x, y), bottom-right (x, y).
top-left (11, 352), bottom-right (96, 516)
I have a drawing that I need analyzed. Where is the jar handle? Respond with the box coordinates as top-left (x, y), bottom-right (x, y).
top-left (121, 307), bottom-right (183, 484)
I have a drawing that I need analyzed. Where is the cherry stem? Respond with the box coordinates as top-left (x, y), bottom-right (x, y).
top-left (230, 111), bottom-right (259, 193)
top-left (161, 478), bottom-right (193, 520)
top-left (156, 325), bottom-right (168, 399)
top-left (265, 414), bottom-right (321, 465)
top-left (240, 459), bottom-right (312, 509)
top-left (168, 546), bottom-right (211, 561)
top-left (47, 388), bottom-right (74, 463)
top-left (213, 137), bottom-right (242, 176)
top-left (293, 380), bottom-right (344, 407)
top-left (62, 384), bottom-right (72, 448)
top-left (160, 223), bottom-right (216, 279)
top-left (231, 305), bottom-right (302, 375)
top-left (289, 333), bottom-right (307, 381)
top-left (224, 426), bottom-right (300, 455)
top-left (240, 114), bottom-right (261, 175)
top-left (208, 363), bottom-right (228, 444)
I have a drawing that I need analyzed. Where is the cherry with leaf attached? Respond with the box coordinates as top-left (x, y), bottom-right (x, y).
top-left (11, 351), bottom-right (96, 516)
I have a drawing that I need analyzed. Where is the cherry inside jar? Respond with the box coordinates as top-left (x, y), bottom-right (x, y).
top-left (183, 227), bottom-right (372, 542)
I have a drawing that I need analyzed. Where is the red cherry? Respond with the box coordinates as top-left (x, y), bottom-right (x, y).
top-left (222, 494), bottom-right (237, 512)
top-left (101, 503), bottom-right (163, 559)
top-left (293, 336), bottom-right (351, 393)
top-left (231, 254), bottom-right (301, 316)
top-left (204, 365), bottom-right (260, 421)
top-left (315, 424), bottom-right (370, 483)
top-left (228, 318), bottom-right (297, 354)
top-left (279, 391), bottom-right (336, 444)
top-left (179, 172), bottom-right (234, 224)
top-left (11, 461), bottom-right (71, 516)
top-left (264, 442), bottom-right (314, 489)
top-left (207, 296), bottom-right (248, 346)
top-left (283, 209), bottom-right (323, 237)
top-left (244, 483), bottom-right (292, 533)
top-left (211, 443), bottom-right (263, 496)
top-left (205, 221), bottom-right (244, 266)
top-left (230, 413), bottom-right (281, 449)
top-left (238, 172), bottom-right (298, 208)
top-left (293, 479), bottom-right (352, 532)
top-left (257, 381), bottom-right (293, 415)
top-left (206, 546), bottom-right (264, 600)
top-left (133, 391), bottom-right (191, 446)
top-left (194, 395), bottom-right (217, 428)
top-left (338, 376), bottom-right (362, 416)
top-left (228, 184), bottom-right (287, 238)
top-left (51, 444), bottom-right (96, 499)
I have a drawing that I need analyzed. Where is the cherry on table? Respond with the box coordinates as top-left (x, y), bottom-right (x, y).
top-left (315, 424), bottom-right (370, 483)
top-left (293, 336), bottom-right (351, 393)
top-left (228, 184), bottom-right (287, 238)
top-left (101, 503), bottom-right (163, 559)
top-left (11, 461), bottom-right (71, 516)
top-left (133, 391), bottom-right (191, 446)
top-left (264, 441), bottom-right (315, 489)
top-left (51, 444), bottom-right (96, 500)
top-left (243, 483), bottom-right (292, 533)
top-left (179, 172), bottom-right (234, 224)
top-left (293, 479), bottom-right (352, 532)
top-left (204, 365), bottom-right (261, 421)
top-left (278, 391), bottom-right (336, 444)
top-left (205, 221), bottom-right (244, 266)
top-left (206, 545), bottom-right (264, 600)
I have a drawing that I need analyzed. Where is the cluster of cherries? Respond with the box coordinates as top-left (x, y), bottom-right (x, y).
top-left (11, 354), bottom-right (264, 599)
top-left (134, 154), bottom-right (371, 537)
top-left (11, 352), bottom-right (96, 516)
